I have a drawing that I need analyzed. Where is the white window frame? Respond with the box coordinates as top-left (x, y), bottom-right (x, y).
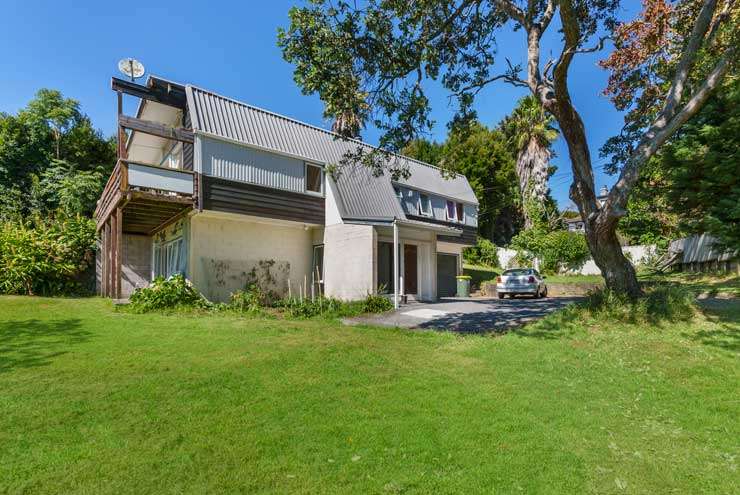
top-left (456, 202), bottom-right (465, 224)
top-left (304, 162), bottom-right (324, 196)
top-left (394, 186), bottom-right (404, 202)
top-left (445, 200), bottom-right (457, 222)
top-left (418, 193), bottom-right (432, 217)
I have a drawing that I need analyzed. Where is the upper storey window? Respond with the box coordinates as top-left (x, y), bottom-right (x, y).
top-left (418, 193), bottom-right (432, 216)
top-left (446, 200), bottom-right (465, 223)
top-left (456, 202), bottom-right (465, 223)
top-left (305, 163), bottom-right (323, 194)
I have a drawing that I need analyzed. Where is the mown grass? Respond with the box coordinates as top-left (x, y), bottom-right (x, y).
top-left (0, 295), bottom-right (738, 494)
top-left (643, 271), bottom-right (740, 297)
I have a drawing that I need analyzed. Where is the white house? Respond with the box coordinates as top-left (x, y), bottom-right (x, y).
top-left (96, 75), bottom-right (478, 305)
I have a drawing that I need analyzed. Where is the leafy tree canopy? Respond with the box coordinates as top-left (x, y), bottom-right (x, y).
top-left (0, 89), bottom-right (115, 217)
top-left (402, 121), bottom-right (522, 244)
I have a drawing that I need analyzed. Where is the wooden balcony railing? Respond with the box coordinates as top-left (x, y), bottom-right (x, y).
top-left (94, 159), bottom-right (195, 229)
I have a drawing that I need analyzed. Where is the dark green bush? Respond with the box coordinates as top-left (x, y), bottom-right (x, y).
top-left (0, 215), bottom-right (96, 295)
top-left (128, 275), bottom-right (207, 313)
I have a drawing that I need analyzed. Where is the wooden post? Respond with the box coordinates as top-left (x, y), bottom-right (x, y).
top-left (115, 207), bottom-right (123, 299)
top-left (100, 226), bottom-right (107, 296)
top-left (117, 91), bottom-right (127, 160)
top-left (104, 220), bottom-right (111, 297)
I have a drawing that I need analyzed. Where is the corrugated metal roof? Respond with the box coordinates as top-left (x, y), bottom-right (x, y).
top-left (185, 85), bottom-right (478, 222)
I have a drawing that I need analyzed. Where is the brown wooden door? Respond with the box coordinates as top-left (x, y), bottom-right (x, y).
top-left (404, 244), bottom-right (418, 294)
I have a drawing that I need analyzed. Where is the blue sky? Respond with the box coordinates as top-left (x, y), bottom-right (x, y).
top-left (0, 1), bottom-right (637, 209)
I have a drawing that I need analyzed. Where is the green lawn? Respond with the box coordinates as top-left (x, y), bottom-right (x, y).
top-left (643, 271), bottom-right (740, 297)
top-left (1, 296), bottom-right (738, 494)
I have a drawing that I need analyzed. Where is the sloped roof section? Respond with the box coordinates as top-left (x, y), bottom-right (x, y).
top-left (185, 85), bottom-right (478, 221)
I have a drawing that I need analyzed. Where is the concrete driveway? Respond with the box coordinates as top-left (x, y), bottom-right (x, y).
top-left (344, 296), bottom-right (583, 333)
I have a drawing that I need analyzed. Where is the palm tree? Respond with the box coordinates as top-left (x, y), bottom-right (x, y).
top-left (505, 96), bottom-right (559, 229)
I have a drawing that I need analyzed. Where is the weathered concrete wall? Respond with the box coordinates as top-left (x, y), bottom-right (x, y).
top-left (122, 234), bottom-right (152, 297)
top-left (323, 223), bottom-right (376, 300)
top-left (189, 212), bottom-right (313, 302)
top-left (96, 234), bottom-right (152, 297)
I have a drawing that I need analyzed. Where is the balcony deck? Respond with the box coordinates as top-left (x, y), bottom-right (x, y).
top-left (94, 159), bottom-right (195, 235)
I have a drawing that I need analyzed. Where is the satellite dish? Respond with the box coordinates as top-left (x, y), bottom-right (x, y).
top-left (118, 58), bottom-right (145, 82)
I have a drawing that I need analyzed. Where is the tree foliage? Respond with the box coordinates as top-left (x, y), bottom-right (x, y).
top-left (402, 121), bottom-right (521, 244)
top-left (0, 89), bottom-right (115, 218)
top-left (500, 95), bottom-right (559, 228)
top-left (663, 77), bottom-right (740, 249)
top-left (0, 89), bottom-right (114, 296)
top-left (279, 0), bottom-right (737, 296)
top-left (0, 215), bottom-right (97, 295)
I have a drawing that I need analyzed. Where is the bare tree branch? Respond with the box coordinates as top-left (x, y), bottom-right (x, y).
top-left (661, 0), bottom-right (719, 121)
top-left (573, 36), bottom-right (611, 55)
top-left (540, 0), bottom-right (556, 30)
top-left (601, 43), bottom-right (737, 223)
top-left (492, 0), bottom-right (527, 26)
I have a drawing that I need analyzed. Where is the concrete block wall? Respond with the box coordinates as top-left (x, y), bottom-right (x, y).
top-left (323, 223), bottom-right (376, 300)
top-left (122, 234), bottom-right (152, 297)
top-left (188, 212), bottom-right (314, 302)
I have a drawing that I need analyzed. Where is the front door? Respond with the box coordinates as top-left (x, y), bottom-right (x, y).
top-left (404, 244), bottom-right (418, 295)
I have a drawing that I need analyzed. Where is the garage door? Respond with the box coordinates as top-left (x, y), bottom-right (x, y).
top-left (437, 254), bottom-right (458, 297)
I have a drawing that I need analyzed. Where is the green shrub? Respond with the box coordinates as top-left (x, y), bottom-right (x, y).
top-left (229, 284), bottom-right (265, 313)
top-left (128, 275), bottom-right (207, 313)
top-left (279, 296), bottom-right (349, 318)
top-left (510, 229), bottom-right (589, 273)
top-left (0, 215), bottom-right (96, 295)
top-left (463, 237), bottom-right (499, 267)
top-left (582, 286), bottom-right (695, 324)
top-left (363, 293), bottom-right (393, 313)
top-left (278, 293), bottom-right (391, 318)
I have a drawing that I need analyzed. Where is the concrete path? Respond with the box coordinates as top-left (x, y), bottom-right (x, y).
top-left (344, 296), bottom-right (583, 333)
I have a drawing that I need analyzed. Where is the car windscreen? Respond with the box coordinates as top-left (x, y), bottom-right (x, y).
top-left (503, 269), bottom-right (532, 276)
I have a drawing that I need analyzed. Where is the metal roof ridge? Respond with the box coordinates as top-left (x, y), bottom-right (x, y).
top-left (186, 84), bottom-right (466, 179)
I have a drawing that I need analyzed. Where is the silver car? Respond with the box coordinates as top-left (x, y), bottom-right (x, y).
top-left (496, 268), bottom-right (548, 299)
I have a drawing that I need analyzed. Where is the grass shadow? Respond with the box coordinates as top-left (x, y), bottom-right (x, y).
top-left (690, 299), bottom-right (740, 353)
top-left (0, 318), bottom-right (90, 374)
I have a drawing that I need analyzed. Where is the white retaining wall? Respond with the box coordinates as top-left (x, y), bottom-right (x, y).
top-left (497, 244), bottom-right (656, 276)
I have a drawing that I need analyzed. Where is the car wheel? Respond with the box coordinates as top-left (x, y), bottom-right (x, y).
top-left (541, 287), bottom-right (547, 298)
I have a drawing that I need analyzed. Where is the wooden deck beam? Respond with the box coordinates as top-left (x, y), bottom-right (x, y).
top-left (111, 77), bottom-right (186, 109)
top-left (119, 115), bottom-right (193, 144)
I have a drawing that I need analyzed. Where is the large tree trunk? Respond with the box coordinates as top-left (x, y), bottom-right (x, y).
top-left (547, 94), bottom-right (643, 297)
top-left (517, 137), bottom-right (551, 228)
top-left (585, 223), bottom-right (641, 296)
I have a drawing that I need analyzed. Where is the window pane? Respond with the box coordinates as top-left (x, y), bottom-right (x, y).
top-left (306, 164), bottom-right (322, 193)
top-left (456, 203), bottom-right (464, 223)
top-left (377, 242), bottom-right (393, 293)
top-left (419, 194), bottom-right (431, 215)
top-left (446, 200), bottom-right (455, 220)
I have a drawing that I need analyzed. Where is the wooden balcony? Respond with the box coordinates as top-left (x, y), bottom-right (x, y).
top-left (94, 159), bottom-right (195, 235)
top-left (95, 160), bottom-right (195, 299)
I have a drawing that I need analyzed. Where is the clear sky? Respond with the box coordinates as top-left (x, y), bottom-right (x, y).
top-left (0, 1), bottom-right (637, 209)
